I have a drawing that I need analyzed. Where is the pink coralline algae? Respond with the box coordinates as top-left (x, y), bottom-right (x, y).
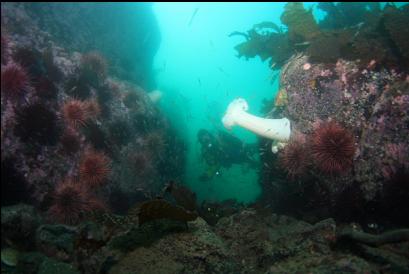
top-left (278, 54), bottom-right (408, 201)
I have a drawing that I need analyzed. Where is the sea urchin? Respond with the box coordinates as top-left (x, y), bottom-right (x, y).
top-left (1, 62), bottom-right (31, 98)
top-left (311, 121), bottom-right (355, 175)
top-left (62, 99), bottom-right (90, 128)
top-left (280, 135), bottom-right (309, 179)
top-left (48, 179), bottom-right (91, 225)
top-left (79, 149), bottom-right (111, 187)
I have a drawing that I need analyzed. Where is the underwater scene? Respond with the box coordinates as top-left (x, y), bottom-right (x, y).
top-left (1, 2), bottom-right (409, 273)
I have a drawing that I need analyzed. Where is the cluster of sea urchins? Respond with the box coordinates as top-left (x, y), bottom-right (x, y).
top-left (281, 121), bottom-right (355, 178)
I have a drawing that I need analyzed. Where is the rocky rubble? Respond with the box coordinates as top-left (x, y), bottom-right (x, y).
top-left (2, 205), bottom-right (408, 273)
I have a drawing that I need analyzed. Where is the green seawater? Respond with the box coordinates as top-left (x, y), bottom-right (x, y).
top-left (153, 3), bottom-right (290, 204)
top-left (152, 2), bottom-right (407, 204)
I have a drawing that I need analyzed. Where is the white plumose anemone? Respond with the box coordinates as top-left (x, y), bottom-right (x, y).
top-left (222, 98), bottom-right (291, 153)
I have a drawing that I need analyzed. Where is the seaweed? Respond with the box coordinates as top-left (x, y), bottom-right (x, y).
top-left (233, 2), bottom-right (409, 69)
top-left (317, 2), bottom-right (376, 30)
top-left (234, 30), bottom-right (293, 67)
top-left (306, 31), bottom-right (351, 63)
top-left (253, 21), bottom-right (283, 34)
top-left (383, 4), bottom-right (409, 67)
top-left (280, 2), bottom-right (320, 43)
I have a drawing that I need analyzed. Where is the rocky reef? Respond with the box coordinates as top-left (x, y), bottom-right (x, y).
top-left (2, 2), bottom-right (160, 90)
top-left (2, 2), bottom-right (409, 273)
top-left (259, 54), bottom-right (408, 226)
top-left (1, 2), bottom-right (185, 221)
top-left (237, 3), bottom-right (409, 228)
top-left (2, 204), bottom-right (409, 273)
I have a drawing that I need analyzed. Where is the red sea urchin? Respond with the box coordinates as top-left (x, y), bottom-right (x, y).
top-left (311, 121), bottom-right (355, 175)
top-left (79, 149), bottom-right (111, 187)
top-left (48, 179), bottom-right (91, 225)
top-left (1, 62), bottom-right (31, 98)
top-left (80, 51), bottom-right (107, 81)
top-left (62, 99), bottom-right (90, 128)
top-left (280, 135), bottom-right (309, 179)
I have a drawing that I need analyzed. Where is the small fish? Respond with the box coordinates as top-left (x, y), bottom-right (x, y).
top-left (188, 7), bottom-right (199, 27)
top-left (198, 78), bottom-right (202, 86)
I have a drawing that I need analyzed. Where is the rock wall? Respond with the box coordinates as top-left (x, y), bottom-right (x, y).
top-left (1, 3), bottom-right (186, 220)
top-left (260, 55), bottom-right (408, 226)
top-left (2, 2), bottom-right (161, 90)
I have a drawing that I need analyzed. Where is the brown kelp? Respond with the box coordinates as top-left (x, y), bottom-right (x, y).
top-left (233, 2), bottom-right (409, 69)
